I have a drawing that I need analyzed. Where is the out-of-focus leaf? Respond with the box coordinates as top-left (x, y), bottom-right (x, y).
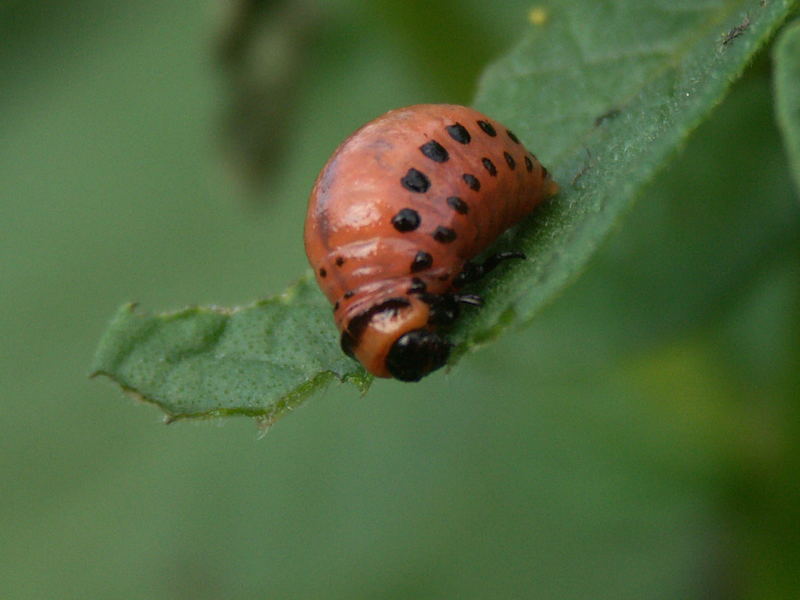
top-left (774, 19), bottom-right (800, 196)
top-left (367, 0), bottom-right (503, 102)
top-left (216, 0), bottom-right (322, 191)
top-left (93, 0), bottom-right (797, 422)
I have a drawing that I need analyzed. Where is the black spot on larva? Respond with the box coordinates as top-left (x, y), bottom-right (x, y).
top-left (507, 129), bottom-right (520, 144)
top-left (477, 120), bottom-right (497, 136)
top-left (482, 157), bottom-right (497, 176)
top-left (433, 226), bottom-right (456, 243)
top-left (463, 174), bottom-right (480, 191)
top-left (411, 251), bottom-right (433, 273)
top-left (343, 290), bottom-right (355, 299)
top-left (392, 208), bottom-right (421, 232)
top-left (504, 152), bottom-right (516, 170)
top-left (407, 277), bottom-right (427, 294)
top-left (334, 301), bottom-right (340, 311)
top-left (446, 123), bottom-right (471, 144)
top-left (438, 273), bottom-right (449, 281)
top-left (401, 168), bottom-right (430, 193)
top-left (524, 156), bottom-right (533, 172)
top-left (420, 140), bottom-right (449, 163)
top-left (447, 196), bottom-right (468, 214)
top-left (319, 267), bottom-right (327, 278)
top-left (542, 166), bottom-right (549, 178)
top-left (335, 256), bottom-right (345, 266)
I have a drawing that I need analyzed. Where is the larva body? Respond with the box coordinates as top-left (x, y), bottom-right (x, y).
top-left (305, 104), bottom-right (558, 381)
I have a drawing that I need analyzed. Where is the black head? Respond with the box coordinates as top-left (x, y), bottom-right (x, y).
top-left (385, 329), bottom-right (451, 382)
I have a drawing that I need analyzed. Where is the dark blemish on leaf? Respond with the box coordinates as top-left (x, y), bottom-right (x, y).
top-left (722, 14), bottom-right (750, 46)
top-left (463, 174), bottom-right (480, 191)
top-left (594, 108), bottom-right (621, 127)
top-left (420, 140), bottom-right (449, 163)
top-left (446, 123), bottom-right (471, 144)
top-left (392, 208), bottom-right (421, 232)
top-left (401, 168), bottom-right (430, 193)
top-left (571, 147), bottom-right (594, 189)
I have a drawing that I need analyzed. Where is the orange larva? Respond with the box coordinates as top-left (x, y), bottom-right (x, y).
top-left (304, 104), bottom-right (558, 381)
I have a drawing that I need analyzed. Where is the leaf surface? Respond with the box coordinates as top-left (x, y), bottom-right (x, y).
top-left (92, 276), bottom-right (369, 424)
top-left (92, 0), bottom-right (798, 421)
top-left (458, 0), bottom-right (797, 351)
top-left (774, 18), bottom-right (800, 196)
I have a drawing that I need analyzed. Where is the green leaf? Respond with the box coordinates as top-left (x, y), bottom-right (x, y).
top-left (93, 0), bottom-right (797, 422)
top-left (91, 275), bottom-right (370, 424)
top-left (457, 0), bottom-right (798, 352)
top-left (774, 19), bottom-right (800, 196)
top-left (217, 0), bottom-right (324, 191)
top-left (508, 66), bottom-right (800, 370)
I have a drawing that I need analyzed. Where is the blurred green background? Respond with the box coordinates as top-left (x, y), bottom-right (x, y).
top-left (2, 1), bottom-right (798, 598)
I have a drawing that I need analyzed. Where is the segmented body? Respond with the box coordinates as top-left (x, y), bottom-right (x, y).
top-left (304, 104), bottom-right (558, 380)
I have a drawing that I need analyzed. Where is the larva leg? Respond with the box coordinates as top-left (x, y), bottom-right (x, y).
top-left (453, 294), bottom-right (483, 306)
top-left (418, 292), bottom-right (483, 326)
top-left (453, 252), bottom-right (526, 288)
